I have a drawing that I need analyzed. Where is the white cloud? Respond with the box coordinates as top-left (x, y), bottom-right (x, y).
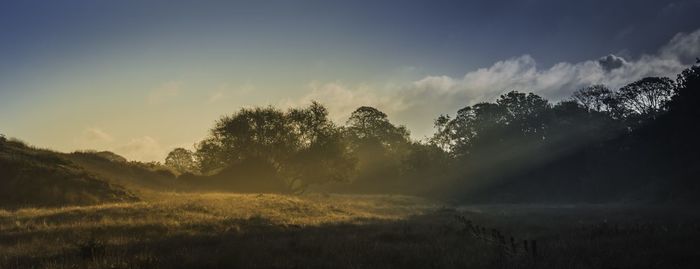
top-left (72, 128), bottom-right (179, 162)
top-left (148, 81), bottom-right (182, 104)
top-left (114, 136), bottom-right (167, 162)
top-left (208, 83), bottom-right (257, 104)
top-left (73, 127), bottom-right (115, 150)
top-left (82, 128), bottom-right (113, 143)
top-left (293, 28), bottom-right (700, 138)
top-left (659, 29), bottom-right (700, 64)
top-left (283, 81), bottom-right (408, 124)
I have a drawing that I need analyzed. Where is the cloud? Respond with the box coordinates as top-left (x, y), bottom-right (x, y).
top-left (208, 83), bottom-right (257, 104)
top-left (73, 127), bottom-right (115, 150)
top-left (598, 54), bottom-right (627, 71)
top-left (73, 128), bottom-right (175, 162)
top-left (294, 28), bottom-right (700, 138)
top-left (283, 81), bottom-right (408, 123)
top-left (148, 81), bottom-right (181, 104)
top-left (114, 136), bottom-right (167, 162)
top-left (82, 128), bottom-right (114, 143)
top-left (659, 29), bottom-right (700, 64)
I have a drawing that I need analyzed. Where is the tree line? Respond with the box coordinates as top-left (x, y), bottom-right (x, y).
top-left (165, 62), bottom-right (700, 202)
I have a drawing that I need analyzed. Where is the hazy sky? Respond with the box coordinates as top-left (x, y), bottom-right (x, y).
top-left (1, 0), bottom-right (699, 161)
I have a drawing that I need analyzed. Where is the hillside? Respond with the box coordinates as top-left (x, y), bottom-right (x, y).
top-left (0, 138), bottom-right (138, 208)
top-left (64, 151), bottom-right (180, 191)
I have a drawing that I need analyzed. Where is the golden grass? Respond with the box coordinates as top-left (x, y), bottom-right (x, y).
top-left (0, 192), bottom-right (439, 263)
top-left (0, 192), bottom-right (437, 226)
top-left (3, 194), bottom-right (700, 269)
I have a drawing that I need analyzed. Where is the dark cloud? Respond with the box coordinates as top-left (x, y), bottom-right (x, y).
top-left (598, 55), bottom-right (627, 72)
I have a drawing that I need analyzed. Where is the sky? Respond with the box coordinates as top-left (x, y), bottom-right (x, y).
top-left (1, 0), bottom-right (699, 161)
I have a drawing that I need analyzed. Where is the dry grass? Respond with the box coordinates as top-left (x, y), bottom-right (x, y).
top-left (0, 192), bottom-right (437, 227)
top-left (0, 192), bottom-right (440, 268)
top-left (2, 194), bottom-right (700, 269)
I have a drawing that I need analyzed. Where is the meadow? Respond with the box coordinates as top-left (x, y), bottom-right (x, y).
top-left (2, 192), bottom-right (699, 269)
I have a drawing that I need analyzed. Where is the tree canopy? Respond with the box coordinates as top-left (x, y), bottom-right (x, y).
top-left (174, 63), bottom-right (700, 202)
top-left (193, 102), bottom-right (355, 193)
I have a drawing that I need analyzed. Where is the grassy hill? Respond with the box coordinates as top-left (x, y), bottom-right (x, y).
top-left (64, 151), bottom-right (180, 191)
top-left (0, 138), bottom-right (138, 208)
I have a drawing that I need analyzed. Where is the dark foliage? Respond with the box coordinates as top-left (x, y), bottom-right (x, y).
top-left (428, 64), bottom-right (700, 203)
top-left (0, 140), bottom-right (138, 208)
top-left (165, 63), bottom-right (700, 202)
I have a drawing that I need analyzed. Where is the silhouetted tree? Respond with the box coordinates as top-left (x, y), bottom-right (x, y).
top-left (194, 138), bottom-right (226, 174)
top-left (174, 66), bottom-right (700, 202)
top-left (284, 102), bottom-right (356, 191)
top-left (616, 77), bottom-right (675, 121)
top-left (165, 148), bottom-right (195, 173)
top-left (670, 63), bottom-right (700, 115)
top-left (433, 91), bottom-right (551, 158)
top-left (195, 102), bottom-right (355, 193)
top-left (341, 106), bottom-right (411, 192)
top-left (345, 106), bottom-right (410, 152)
top-left (660, 63), bottom-right (700, 190)
top-left (572, 85), bottom-right (614, 112)
top-left (430, 114), bottom-right (453, 152)
top-left (496, 91), bottom-right (550, 138)
top-left (400, 141), bottom-right (451, 194)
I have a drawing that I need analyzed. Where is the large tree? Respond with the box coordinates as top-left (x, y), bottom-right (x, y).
top-left (616, 77), bottom-right (675, 120)
top-left (165, 148), bottom-right (195, 173)
top-left (572, 85), bottom-right (614, 112)
top-left (345, 106), bottom-right (410, 152)
top-left (195, 102), bottom-right (355, 193)
top-left (433, 91), bottom-right (551, 157)
top-left (341, 106), bottom-right (411, 192)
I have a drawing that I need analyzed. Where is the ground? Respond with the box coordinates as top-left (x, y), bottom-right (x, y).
top-left (1, 193), bottom-right (699, 269)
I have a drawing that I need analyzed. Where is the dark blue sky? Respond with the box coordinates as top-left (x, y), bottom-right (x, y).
top-left (1, 0), bottom-right (698, 78)
top-left (1, 0), bottom-right (698, 160)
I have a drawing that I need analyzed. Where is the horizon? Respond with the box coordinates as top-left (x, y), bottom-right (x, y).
top-left (1, 0), bottom-right (699, 162)
top-left (3, 2), bottom-right (700, 268)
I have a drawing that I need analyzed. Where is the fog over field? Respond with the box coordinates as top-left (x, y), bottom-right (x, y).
top-left (1, 1), bottom-right (700, 268)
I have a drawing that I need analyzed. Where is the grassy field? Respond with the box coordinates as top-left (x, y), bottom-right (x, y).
top-left (1, 193), bottom-right (700, 269)
top-left (0, 193), bottom-right (439, 268)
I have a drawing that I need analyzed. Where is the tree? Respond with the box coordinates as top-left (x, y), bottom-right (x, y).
top-left (195, 102), bottom-right (355, 193)
top-left (345, 106), bottom-right (410, 149)
top-left (670, 63), bottom-right (700, 115)
top-left (284, 102), bottom-right (356, 191)
top-left (666, 63), bottom-right (700, 154)
top-left (342, 106), bottom-right (411, 191)
top-left (401, 142), bottom-right (451, 181)
top-left (165, 148), bottom-right (195, 173)
top-left (193, 138), bottom-right (225, 174)
top-left (616, 77), bottom-right (675, 119)
top-left (211, 106), bottom-right (294, 166)
top-left (431, 102), bottom-right (505, 156)
top-left (430, 114), bottom-right (453, 152)
top-left (549, 100), bottom-right (623, 144)
top-left (430, 91), bottom-right (552, 159)
top-left (572, 85), bottom-right (614, 112)
top-left (496, 91), bottom-right (550, 137)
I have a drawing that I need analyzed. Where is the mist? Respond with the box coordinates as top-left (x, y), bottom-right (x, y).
top-left (2, 1), bottom-right (700, 268)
